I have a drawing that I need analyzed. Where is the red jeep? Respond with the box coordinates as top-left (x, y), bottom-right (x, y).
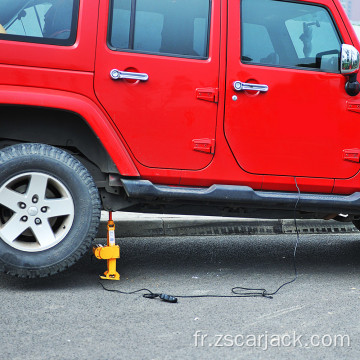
top-left (0, 0), bottom-right (360, 278)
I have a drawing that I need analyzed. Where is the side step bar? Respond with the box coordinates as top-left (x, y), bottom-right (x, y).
top-left (121, 179), bottom-right (360, 214)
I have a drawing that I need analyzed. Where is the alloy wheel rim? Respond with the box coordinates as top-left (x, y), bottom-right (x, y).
top-left (0, 172), bottom-right (75, 252)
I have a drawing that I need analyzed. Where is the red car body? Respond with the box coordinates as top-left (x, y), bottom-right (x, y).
top-left (0, 0), bottom-right (358, 192)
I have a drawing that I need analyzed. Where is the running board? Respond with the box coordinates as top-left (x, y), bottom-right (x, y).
top-left (121, 179), bottom-right (360, 214)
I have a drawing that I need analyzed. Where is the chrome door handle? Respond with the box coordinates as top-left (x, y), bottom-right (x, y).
top-left (110, 69), bottom-right (149, 81)
top-left (233, 81), bottom-right (268, 92)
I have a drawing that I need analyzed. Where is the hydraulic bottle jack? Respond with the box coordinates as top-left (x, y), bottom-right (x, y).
top-left (93, 212), bottom-right (120, 280)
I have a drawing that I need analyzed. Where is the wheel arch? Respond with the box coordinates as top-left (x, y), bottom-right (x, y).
top-left (0, 86), bottom-right (139, 178)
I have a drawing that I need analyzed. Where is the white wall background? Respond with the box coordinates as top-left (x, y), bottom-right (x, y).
top-left (353, 24), bottom-right (360, 39)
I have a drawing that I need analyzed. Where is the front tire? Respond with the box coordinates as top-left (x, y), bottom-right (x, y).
top-left (0, 143), bottom-right (101, 278)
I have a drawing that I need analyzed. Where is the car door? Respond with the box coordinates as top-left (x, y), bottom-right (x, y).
top-left (225, 0), bottom-right (360, 179)
top-left (94, 0), bottom-right (220, 171)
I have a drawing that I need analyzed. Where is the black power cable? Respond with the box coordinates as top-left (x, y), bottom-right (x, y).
top-left (99, 178), bottom-right (301, 303)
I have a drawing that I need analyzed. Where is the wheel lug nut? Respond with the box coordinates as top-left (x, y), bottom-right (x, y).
top-left (35, 218), bottom-right (42, 225)
top-left (41, 207), bottom-right (47, 213)
top-left (19, 202), bottom-right (26, 209)
top-left (21, 216), bottom-right (28, 222)
top-left (32, 195), bottom-right (39, 203)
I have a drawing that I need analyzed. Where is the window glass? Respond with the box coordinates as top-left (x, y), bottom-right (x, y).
top-left (194, 18), bottom-right (208, 56)
top-left (109, 0), bottom-right (130, 49)
top-left (134, 7), bottom-right (163, 53)
top-left (109, 0), bottom-right (211, 58)
top-left (241, 0), bottom-right (342, 72)
top-left (0, 0), bottom-right (79, 46)
top-left (242, 23), bottom-right (276, 64)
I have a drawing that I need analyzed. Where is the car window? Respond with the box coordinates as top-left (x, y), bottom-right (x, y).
top-left (0, 0), bottom-right (79, 46)
top-left (241, 0), bottom-right (342, 73)
top-left (242, 23), bottom-right (276, 64)
top-left (109, 0), bottom-right (211, 59)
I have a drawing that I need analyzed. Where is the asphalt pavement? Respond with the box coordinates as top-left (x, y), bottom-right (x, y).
top-left (1, 232), bottom-right (360, 359)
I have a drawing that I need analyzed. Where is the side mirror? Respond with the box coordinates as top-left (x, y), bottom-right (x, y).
top-left (341, 44), bottom-right (360, 74)
top-left (341, 44), bottom-right (360, 96)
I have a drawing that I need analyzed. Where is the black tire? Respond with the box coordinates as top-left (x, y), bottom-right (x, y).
top-left (0, 143), bottom-right (101, 278)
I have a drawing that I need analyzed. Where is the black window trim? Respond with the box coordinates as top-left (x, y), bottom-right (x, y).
top-left (0, 0), bottom-right (80, 47)
top-left (107, 0), bottom-right (212, 60)
top-left (240, 0), bottom-right (344, 74)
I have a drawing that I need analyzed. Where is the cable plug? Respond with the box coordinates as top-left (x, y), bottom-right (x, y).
top-left (159, 293), bottom-right (178, 303)
top-left (143, 293), bottom-right (177, 303)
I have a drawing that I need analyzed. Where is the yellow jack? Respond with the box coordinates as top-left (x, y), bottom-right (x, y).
top-left (93, 212), bottom-right (120, 280)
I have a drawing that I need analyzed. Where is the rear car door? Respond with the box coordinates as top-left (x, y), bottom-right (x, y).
top-left (94, 0), bottom-right (220, 170)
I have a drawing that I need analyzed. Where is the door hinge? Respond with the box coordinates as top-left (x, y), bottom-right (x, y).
top-left (192, 138), bottom-right (215, 154)
top-left (343, 149), bottom-right (360, 162)
top-left (347, 102), bottom-right (360, 113)
top-left (196, 88), bottom-right (219, 103)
